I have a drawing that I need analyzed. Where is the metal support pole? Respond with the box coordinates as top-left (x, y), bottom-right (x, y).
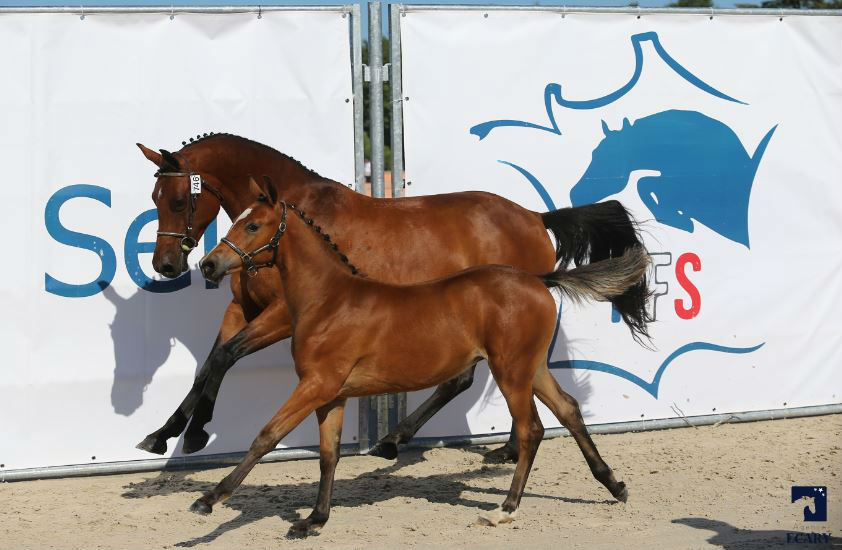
top-left (358, 0), bottom-right (388, 453)
top-left (389, 3), bottom-right (405, 200)
top-left (368, 1), bottom-right (386, 200)
top-left (351, 3), bottom-right (366, 194)
top-left (389, 3), bottom-right (408, 424)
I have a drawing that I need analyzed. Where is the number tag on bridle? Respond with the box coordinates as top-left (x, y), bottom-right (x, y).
top-left (190, 174), bottom-right (202, 194)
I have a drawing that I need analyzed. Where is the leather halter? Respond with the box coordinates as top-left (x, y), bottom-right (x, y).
top-left (220, 201), bottom-right (288, 277)
top-left (154, 153), bottom-right (225, 254)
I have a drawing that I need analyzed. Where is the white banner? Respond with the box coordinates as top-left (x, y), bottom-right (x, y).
top-left (0, 10), bottom-right (357, 471)
top-left (401, 11), bottom-right (842, 438)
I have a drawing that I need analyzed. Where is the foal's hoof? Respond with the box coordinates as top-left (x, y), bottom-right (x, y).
top-left (189, 499), bottom-right (213, 515)
top-left (612, 481), bottom-right (629, 503)
top-left (483, 445), bottom-right (518, 464)
top-left (136, 434), bottom-right (167, 455)
top-left (475, 507), bottom-right (519, 527)
top-left (182, 430), bottom-right (211, 455)
top-left (367, 440), bottom-right (399, 460)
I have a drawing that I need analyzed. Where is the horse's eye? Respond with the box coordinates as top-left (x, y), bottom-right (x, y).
top-left (246, 223), bottom-right (259, 233)
top-left (171, 198), bottom-right (187, 212)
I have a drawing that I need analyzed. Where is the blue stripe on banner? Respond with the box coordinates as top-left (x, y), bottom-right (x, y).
top-left (549, 341), bottom-right (765, 398)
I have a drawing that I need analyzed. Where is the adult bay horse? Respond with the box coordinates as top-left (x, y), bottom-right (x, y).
top-left (194, 177), bottom-right (650, 533)
top-left (136, 132), bottom-right (650, 459)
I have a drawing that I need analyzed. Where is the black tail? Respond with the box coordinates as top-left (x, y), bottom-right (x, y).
top-left (542, 201), bottom-right (653, 344)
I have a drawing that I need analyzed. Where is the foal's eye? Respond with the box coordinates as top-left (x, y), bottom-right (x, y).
top-left (246, 223), bottom-right (259, 233)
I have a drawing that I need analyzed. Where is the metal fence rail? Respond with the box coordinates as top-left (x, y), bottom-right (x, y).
top-left (3, 403), bottom-right (839, 482)
top-left (396, 5), bottom-right (842, 16)
top-left (0, 5), bottom-right (352, 14)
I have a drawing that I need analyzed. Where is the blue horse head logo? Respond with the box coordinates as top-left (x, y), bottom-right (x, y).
top-left (569, 110), bottom-right (777, 248)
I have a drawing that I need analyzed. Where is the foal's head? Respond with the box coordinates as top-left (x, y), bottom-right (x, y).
top-left (137, 143), bottom-right (224, 278)
top-left (199, 176), bottom-right (283, 284)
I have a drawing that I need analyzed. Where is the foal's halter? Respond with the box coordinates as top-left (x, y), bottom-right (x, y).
top-left (220, 201), bottom-right (288, 277)
top-left (154, 154), bottom-right (225, 254)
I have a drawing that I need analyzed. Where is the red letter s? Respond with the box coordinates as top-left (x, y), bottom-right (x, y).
top-left (674, 252), bottom-right (701, 320)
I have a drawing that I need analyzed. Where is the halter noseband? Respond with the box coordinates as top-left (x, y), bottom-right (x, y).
top-left (154, 153), bottom-right (225, 254)
top-left (220, 201), bottom-right (288, 277)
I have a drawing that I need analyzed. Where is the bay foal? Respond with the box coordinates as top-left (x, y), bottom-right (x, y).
top-left (195, 178), bottom-right (650, 533)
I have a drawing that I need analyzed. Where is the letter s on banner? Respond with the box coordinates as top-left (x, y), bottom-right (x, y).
top-left (44, 185), bottom-right (116, 297)
top-left (674, 252), bottom-right (701, 319)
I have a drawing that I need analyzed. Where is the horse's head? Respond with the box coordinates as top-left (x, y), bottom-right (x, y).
top-left (137, 143), bottom-right (224, 278)
top-left (200, 176), bottom-right (281, 285)
top-left (569, 118), bottom-right (634, 206)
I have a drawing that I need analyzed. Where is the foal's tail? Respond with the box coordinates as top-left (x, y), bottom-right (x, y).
top-left (541, 201), bottom-right (653, 345)
top-left (541, 245), bottom-right (653, 344)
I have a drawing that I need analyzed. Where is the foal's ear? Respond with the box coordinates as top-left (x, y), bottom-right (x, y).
top-left (137, 143), bottom-right (163, 167)
top-left (247, 176), bottom-right (265, 201)
top-left (159, 149), bottom-right (179, 171)
top-left (262, 176), bottom-right (279, 205)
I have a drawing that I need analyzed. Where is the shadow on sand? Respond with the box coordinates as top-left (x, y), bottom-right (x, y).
top-left (673, 517), bottom-right (842, 550)
top-left (122, 448), bottom-right (617, 545)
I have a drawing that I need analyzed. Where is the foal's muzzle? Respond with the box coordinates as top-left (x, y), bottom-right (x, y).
top-left (199, 256), bottom-right (225, 284)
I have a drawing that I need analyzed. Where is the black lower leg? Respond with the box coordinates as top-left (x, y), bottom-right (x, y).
top-left (484, 423), bottom-right (519, 463)
top-left (288, 454), bottom-right (338, 535)
top-left (562, 396), bottom-right (626, 501)
top-left (369, 365), bottom-right (476, 459)
top-left (136, 339), bottom-right (222, 455)
top-left (501, 418), bottom-right (543, 512)
top-left (574, 430), bottom-right (627, 502)
top-left (289, 399), bottom-right (345, 536)
top-left (182, 344), bottom-right (239, 454)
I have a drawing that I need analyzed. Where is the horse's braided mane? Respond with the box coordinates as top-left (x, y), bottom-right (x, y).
top-left (179, 131), bottom-right (323, 180)
top-left (289, 204), bottom-right (363, 278)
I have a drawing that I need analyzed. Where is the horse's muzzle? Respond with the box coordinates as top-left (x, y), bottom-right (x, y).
top-left (153, 249), bottom-right (190, 279)
top-left (199, 257), bottom-right (226, 284)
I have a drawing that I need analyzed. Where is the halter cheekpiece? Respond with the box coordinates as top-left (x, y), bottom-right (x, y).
top-left (220, 201), bottom-right (288, 277)
top-left (154, 152), bottom-right (224, 254)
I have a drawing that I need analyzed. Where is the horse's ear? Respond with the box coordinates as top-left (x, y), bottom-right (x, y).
top-left (601, 120), bottom-right (610, 136)
top-left (622, 117), bottom-right (631, 130)
top-left (262, 175), bottom-right (278, 205)
top-left (247, 176), bottom-right (265, 201)
top-left (159, 149), bottom-right (179, 171)
top-left (137, 143), bottom-right (163, 166)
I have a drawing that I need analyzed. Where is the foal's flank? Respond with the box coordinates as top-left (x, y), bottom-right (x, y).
top-left (194, 177), bottom-right (647, 533)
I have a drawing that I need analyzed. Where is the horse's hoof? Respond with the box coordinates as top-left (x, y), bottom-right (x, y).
top-left (475, 508), bottom-right (519, 527)
top-left (136, 434), bottom-right (167, 455)
top-left (367, 440), bottom-right (398, 460)
top-left (182, 430), bottom-right (210, 455)
top-left (287, 518), bottom-right (325, 538)
top-left (613, 482), bottom-right (629, 503)
top-left (190, 499), bottom-right (212, 515)
top-left (483, 445), bottom-right (518, 464)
